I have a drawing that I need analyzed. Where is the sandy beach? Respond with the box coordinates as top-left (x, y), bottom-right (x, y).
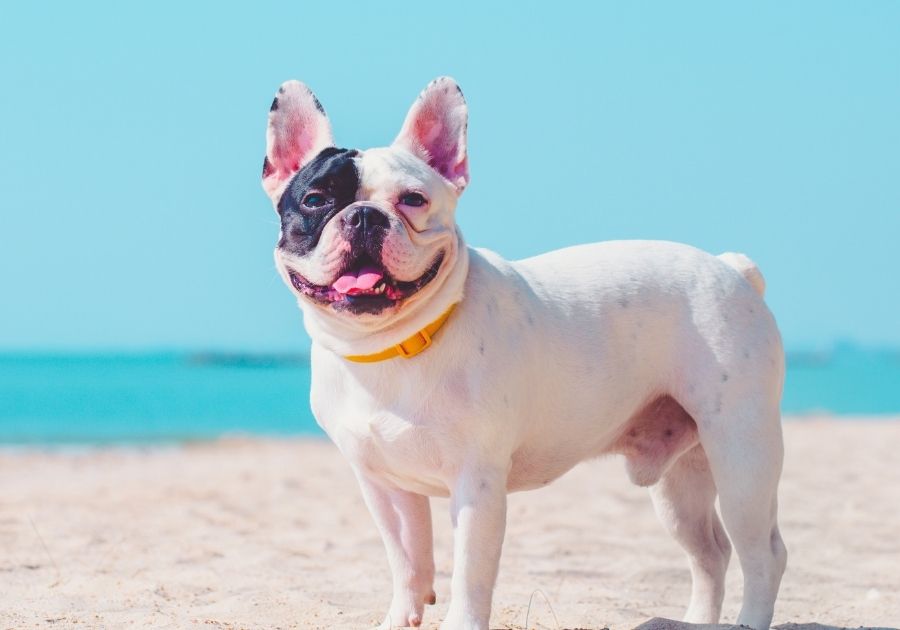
top-left (1, 419), bottom-right (898, 630)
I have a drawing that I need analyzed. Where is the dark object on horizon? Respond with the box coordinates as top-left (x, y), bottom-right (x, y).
top-left (186, 352), bottom-right (308, 369)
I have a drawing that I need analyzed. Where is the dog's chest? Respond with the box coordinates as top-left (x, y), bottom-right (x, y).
top-left (311, 360), bottom-right (474, 497)
top-left (332, 412), bottom-right (459, 497)
top-left (354, 411), bottom-right (454, 496)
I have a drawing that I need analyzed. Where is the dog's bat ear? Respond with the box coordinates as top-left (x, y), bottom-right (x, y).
top-left (393, 77), bottom-right (469, 193)
top-left (262, 81), bottom-right (334, 201)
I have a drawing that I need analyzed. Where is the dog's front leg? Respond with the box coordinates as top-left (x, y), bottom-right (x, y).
top-left (354, 470), bottom-right (436, 628)
top-left (441, 466), bottom-right (508, 630)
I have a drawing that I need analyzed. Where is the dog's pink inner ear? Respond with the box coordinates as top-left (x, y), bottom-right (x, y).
top-left (394, 77), bottom-right (469, 192)
top-left (263, 81), bottom-right (334, 199)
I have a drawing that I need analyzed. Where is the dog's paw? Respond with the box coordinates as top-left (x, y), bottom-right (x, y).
top-left (377, 613), bottom-right (421, 629)
top-left (376, 588), bottom-right (436, 628)
top-left (438, 608), bottom-right (488, 630)
top-left (377, 610), bottom-right (423, 629)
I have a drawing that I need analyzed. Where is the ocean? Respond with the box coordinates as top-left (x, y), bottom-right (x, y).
top-left (1, 344), bottom-right (898, 444)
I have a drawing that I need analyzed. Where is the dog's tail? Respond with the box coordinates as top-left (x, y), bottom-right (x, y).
top-left (717, 252), bottom-right (766, 297)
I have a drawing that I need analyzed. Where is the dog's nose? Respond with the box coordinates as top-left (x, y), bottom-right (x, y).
top-left (345, 205), bottom-right (389, 234)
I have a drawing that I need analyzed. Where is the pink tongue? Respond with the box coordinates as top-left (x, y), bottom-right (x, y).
top-left (332, 266), bottom-right (384, 295)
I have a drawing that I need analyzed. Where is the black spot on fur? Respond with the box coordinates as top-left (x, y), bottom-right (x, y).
top-left (312, 95), bottom-right (325, 114)
top-left (721, 373), bottom-right (729, 383)
top-left (262, 156), bottom-right (274, 178)
top-left (277, 147), bottom-right (360, 257)
top-left (270, 97), bottom-right (279, 112)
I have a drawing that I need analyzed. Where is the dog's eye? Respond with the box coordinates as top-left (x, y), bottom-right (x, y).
top-left (399, 192), bottom-right (427, 207)
top-left (302, 193), bottom-right (328, 208)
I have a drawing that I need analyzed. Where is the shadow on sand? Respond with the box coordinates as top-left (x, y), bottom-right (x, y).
top-left (510, 619), bottom-right (899, 630)
top-left (631, 618), bottom-right (898, 630)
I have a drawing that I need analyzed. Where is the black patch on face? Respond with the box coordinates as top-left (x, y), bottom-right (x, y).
top-left (270, 97), bottom-right (279, 112)
top-left (277, 147), bottom-right (360, 257)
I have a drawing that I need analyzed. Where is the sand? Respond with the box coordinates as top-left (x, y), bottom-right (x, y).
top-left (1, 419), bottom-right (898, 630)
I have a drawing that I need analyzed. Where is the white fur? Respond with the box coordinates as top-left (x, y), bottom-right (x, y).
top-left (265, 77), bottom-right (787, 630)
top-left (263, 80), bottom-right (333, 201)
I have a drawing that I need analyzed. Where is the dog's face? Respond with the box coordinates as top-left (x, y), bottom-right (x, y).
top-left (262, 78), bottom-right (469, 327)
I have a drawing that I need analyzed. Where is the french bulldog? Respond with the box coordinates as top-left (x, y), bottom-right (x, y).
top-left (261, 77), bottom-right (787, 630)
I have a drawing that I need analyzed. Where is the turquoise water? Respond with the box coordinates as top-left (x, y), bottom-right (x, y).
top-left (0, 353), bottom-right (316, 444)
top-left (1, 345), bottom-right (898, 444)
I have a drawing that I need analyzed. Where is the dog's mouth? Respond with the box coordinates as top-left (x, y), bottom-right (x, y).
top-left (288, 252), bottom-right (445, 314)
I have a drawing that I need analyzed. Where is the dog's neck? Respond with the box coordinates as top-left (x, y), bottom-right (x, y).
top-left (300, 229), bottom-right (470, 358)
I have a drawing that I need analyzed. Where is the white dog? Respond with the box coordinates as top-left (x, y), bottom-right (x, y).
top-left (261, 77), bottom-right (787, 630)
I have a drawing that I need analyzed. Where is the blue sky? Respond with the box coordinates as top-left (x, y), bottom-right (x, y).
top-left (1, 2), bottom-right (898, 351)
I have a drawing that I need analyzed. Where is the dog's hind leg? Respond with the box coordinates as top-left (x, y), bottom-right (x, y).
top-left (649, 443), bottom-right (731, 624)
top-left (698, 403), bottom-right (787, 630)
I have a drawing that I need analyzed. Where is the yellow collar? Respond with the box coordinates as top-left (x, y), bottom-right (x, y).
top-left (344, 304), bottom-right (458, 363)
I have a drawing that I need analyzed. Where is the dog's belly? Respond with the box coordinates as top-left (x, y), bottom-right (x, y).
top-left (334, 394), bottom-right (700, 497)
top-left (506, 445), bottom-right (584, 492)
top-left (505, 395), bottom-right (699, 492)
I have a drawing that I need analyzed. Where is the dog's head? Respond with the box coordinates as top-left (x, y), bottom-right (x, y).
top-left (262, 77), bottom-right (468, 333)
